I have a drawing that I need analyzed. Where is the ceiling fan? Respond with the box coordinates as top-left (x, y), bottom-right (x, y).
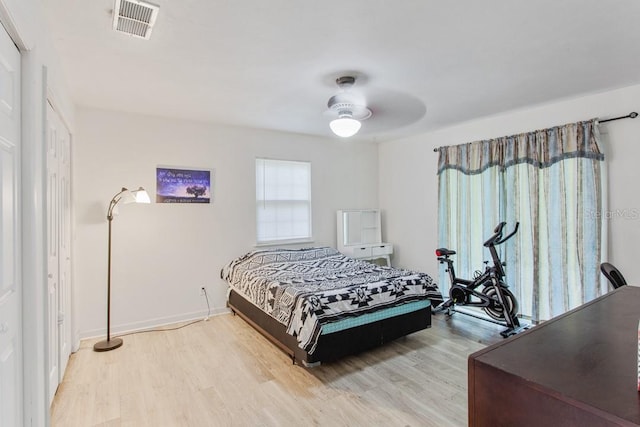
top-left (325, 76), bottom-right (372, 138)
top-left (323, 74), bottom-right (428, 139)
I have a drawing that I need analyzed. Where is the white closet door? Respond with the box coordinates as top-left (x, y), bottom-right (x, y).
top-left (46, 101), bottom-right (73, 404)
top-left (52, 103), bottom-right (72, 383)
top-left (46, 102), bottom-right (60, 404)
top-left (0, 20), bottom-right (22, 427)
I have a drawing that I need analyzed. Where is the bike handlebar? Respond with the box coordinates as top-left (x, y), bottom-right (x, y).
top-left (483, 222), bottom-right (519, 247)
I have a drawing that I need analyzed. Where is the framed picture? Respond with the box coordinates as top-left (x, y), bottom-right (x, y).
top-left (156, 166), bottom-right (212, 204)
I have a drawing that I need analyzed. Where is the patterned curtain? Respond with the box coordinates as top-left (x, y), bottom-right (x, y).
top-left (437, 119), bottom-right (607, 322)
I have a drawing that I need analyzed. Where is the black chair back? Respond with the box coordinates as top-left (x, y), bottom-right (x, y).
top-left (600, 262), bottom-right (628, 289)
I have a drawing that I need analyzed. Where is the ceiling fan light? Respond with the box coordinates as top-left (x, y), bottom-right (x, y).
top-left (330, 117), bottom-right (361, 138)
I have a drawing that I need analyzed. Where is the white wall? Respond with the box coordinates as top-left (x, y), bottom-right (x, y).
top-left (74, 108), bottom-right (379, 338)
top-left (380, 84), bottom-right (640, 287)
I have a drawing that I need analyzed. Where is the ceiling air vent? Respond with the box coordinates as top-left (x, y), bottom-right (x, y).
top-left (113, 0), bottom-right (159, 40)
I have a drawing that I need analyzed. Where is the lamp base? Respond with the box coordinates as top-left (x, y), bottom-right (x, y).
top-left (93, 337), bottom-right (123, 352)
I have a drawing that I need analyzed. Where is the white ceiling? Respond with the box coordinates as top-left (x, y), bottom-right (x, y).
top-left (44, 1), bottom-right (640, 142)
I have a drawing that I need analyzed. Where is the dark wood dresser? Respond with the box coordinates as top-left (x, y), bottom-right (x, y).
top-left (468, 286), bottom-right (640, 426)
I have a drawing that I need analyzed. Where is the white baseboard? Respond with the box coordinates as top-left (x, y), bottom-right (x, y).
top-left (79, 306), bottom-right (231, 341)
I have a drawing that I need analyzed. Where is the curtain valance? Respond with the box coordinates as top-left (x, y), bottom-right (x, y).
top-left (436, 119), bottom-right (603, 175)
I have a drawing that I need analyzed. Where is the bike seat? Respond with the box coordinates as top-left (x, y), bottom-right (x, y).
top-left (435, 248), bottom-right (456, 256)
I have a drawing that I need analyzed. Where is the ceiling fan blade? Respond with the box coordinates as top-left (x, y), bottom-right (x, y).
top-left (360, 87), bottom-right (427, 131)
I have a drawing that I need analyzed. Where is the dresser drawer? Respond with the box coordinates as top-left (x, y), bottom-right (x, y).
top-left (371, 244), bottom-right (393, 256)
top-left (352, 246), bottom-right (372, 257)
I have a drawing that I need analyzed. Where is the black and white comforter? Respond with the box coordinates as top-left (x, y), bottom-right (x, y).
top-left (221, 247), bottom-right (442, 354)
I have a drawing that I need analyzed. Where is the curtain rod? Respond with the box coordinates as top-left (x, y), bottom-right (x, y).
top-left (433, 111), bottom-right (638, 152)
top-left (598, 111), bottom-right (638, 123)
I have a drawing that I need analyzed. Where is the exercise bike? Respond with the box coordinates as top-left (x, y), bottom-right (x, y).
top-left (435, 222), bottom-right (528, 338)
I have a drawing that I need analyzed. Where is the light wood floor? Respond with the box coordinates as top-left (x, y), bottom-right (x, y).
top-left (51, 311), bottom-right (503, 427)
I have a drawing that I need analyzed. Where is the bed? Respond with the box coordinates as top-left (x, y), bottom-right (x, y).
top-left (221, 246), bottom-right (442, 366)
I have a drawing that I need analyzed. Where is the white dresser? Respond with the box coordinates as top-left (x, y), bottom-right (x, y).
top-left (336, 209), bottom-right (393, 266)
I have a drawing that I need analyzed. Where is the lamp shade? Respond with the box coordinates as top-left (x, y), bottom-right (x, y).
top-left (329, 117), bottom-right (362, 138)
top-left (119, 190), bottom-right (136, 205)
top-left (133, 187), bottom-right (151, 203)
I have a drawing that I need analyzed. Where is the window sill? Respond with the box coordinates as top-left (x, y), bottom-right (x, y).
top-left (255, 238), bottom-right (315, 248)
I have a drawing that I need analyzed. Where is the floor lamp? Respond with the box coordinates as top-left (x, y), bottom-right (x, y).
top-left (94, 187), bottom-right (150, 352)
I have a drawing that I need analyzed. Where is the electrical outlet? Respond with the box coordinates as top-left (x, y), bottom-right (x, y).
top-left (200, 286), bottom-right (206, 296)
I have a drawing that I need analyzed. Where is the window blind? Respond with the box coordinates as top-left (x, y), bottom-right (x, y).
top-left (256, 158), bottom-right (312, 244)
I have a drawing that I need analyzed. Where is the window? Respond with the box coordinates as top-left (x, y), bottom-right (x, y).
top-left (256, 158), bottom-right (312, 244)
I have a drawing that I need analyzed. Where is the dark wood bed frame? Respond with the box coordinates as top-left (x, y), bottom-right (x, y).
top-left (228, 289), bottom-right (432, 366)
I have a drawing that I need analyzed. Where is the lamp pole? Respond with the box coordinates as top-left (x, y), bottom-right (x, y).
top-left (93, 188), bottom-right (128, 352)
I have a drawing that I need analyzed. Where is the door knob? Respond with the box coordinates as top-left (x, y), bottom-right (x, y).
top-left (0, 323), bottom-right (8, 334)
